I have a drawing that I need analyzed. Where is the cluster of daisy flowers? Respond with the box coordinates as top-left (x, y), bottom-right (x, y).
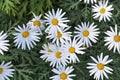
top-left (40, 0), bottom-right (114, 80)
top-left (0, 0), bottom-right (118, 80)
top-left (39, 0), bottom-right (115, 80)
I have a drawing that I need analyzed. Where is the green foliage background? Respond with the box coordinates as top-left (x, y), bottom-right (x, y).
top-left (0, 0), bottom-right (120, 80)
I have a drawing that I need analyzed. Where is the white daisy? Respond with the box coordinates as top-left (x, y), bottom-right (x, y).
top-left (0, 61), bottom-right (15, 80)
top-left (74, 22), bottom-right (100, 47)
top-left (0, 31), bottom-right (9, 55)
top-left (47, 27), bottom-right (72, 45)
top-left (80, 0), bottom-right (97, 4)
top-left (62, 37), bottom-right (85, 63)
top-left (104, 25), bottom-right (120, 53)
top-left (87, 53), bottom-right (113, 80)
top-left (13, 24), bottom-right (40, 50)
top-left (50, 66), bottom-right (76, 80)
top-left (92, 0), bottom-right (114, 22)
top-left (44, 8), bottom-right (69, 34)
top-left (40, 43), bottom-right (56, 62)
top-left (48, 44), bottom-right (69, 68)
top-left (27, 12), bottom-right (44, 35)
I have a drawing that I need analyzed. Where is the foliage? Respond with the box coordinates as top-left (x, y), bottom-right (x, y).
top-left (0, 0), bottom-right (120, 80)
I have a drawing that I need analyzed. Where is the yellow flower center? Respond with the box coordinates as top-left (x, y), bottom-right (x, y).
top-left (114, 35), bottom-right (120, 42)
top-left (69, 47), bottom-right (75, 53)
top-left (22, 31), bottom-right (29, 38)
top-left (55, 51), bottom-right (62, 58)
top-left (100, 8), bottom-right (106, 14)
top-left (52, 18), bottom-right (58, 25)
top-left (0, 67), bottom-right (3, 74)
top-left (60, 73), bottom-right (67, 79)
top-left (33, 20), bottom-right (41, 26)
top-left (82, 30), bottom-right (89, 37)
top-left (48, 49), bottom-right (52, 52)
top-left (97, 63), bottom-right (104, 70)
top-left (57, 31), bottom-right (62, 38)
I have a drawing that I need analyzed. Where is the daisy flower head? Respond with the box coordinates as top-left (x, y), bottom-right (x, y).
top-left (0, 31), bottom-right (9, 55)
top-left (87, 53), bottom-right (113, 80)
top-left (27, 12), bottom-right (45, 35)
top-left (74, 22), bottom-right (100, 47)
top-left (92, 0), bottom-right (114, 22)
top-left (50, 66), bottom-right (76, 80)
top-left (62, 37), bottom-right (85, 63)
top-left (0, 61), bottom-right (15, 80)
top-left (47, 44), bottom-right (69, 68)
top-left (46, 27), bottom-right (72, 46)
top-left (104, 25), bottom-right (120, 53)
top-left (40, 43), bottom-right (56, 62)
top-left (80, 0), bottom-right (97, 4)
top-left (44, 8), bottom-right (69, 34)
top-left (13, 24), bottom-right (40, 50)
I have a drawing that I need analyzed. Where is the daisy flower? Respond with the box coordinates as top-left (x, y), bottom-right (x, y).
top-left (13, 24), bottom-right (40, 50)
top-left (62, 37), bottom-right (85, 63)
top-left (50, 66), bottom-right (76, 80)
top-left (104, 25), bottom-right (120, 53)
top-left (74, 22), bottom-right (100, 47)
top-left (0, 31), bottom-right (9, 55)
top-left (92, 0), bottom-right (114, 22)
top-left (46, 27), bottom-right (72, 45)
top-left (80, 0), bottom-right (97, 4)
top-left (40, 43), bottom-right (56, 62)
top-left (44, 8), bottom-right (69, 34)
top-left (0, 61), bottom-right (15, 80)
top-left (27, 12), bottom-right (44, 35)
top-left (47, 44), bottom-right (69, 68)
top-left (87, 53), bottom-right (113, 80)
